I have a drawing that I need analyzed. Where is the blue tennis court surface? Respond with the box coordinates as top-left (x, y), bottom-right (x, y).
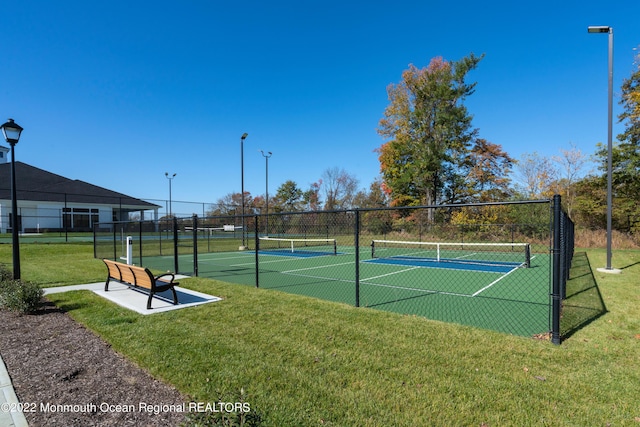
top-left (364, 255), bottom-right (524, 273)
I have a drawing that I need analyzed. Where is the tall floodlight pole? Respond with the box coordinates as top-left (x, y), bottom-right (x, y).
top-left (240, 133), bottom-right (248, 249)
top-left (165, 172), bottom-right (176, 218)
top-left (1, 119), bottom-right (24, 280)
top-left (588, 26), bottom-right (619, 273)
top-left (260, 150), bottom-right (272, 235)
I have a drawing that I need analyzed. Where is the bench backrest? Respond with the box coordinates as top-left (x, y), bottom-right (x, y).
top-left (103, 259), bottom-right (156, 290)
top-left (130, 265), bottom-right (154, 289)
top-left (120, 265), bottom-right (137, 286)
top-left (103, 259), bottom-right (122, 281)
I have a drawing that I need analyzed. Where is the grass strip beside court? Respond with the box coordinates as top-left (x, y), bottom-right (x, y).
top-left (1, 244), bottom-right (639, 425)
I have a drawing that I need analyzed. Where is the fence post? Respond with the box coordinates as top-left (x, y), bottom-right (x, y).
top-left (138, 221), bottom-right (143, 265)
top-left (355, 209), bottom-right (360, 308)
top-left (93, 226), bottom-right (97, 259)
top-left (192, 214), bottom-right (199, 277)
top-left (551, 195), bottom-right (562, 345)
top-left (255, 215), bottom-right (260, 288)
top-left (112, 225), bottom-right (117, 261)
top-left (173, 216), bottom-right (179, 274)
top-left (559, 211), bottom-right (567, 301)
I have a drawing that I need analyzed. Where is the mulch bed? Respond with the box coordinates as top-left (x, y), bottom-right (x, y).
top-left (0, 300), bottom-right (188, 426)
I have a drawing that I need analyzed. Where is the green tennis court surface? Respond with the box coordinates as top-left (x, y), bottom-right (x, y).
top-left (143, 243), bottom-right (551, 337)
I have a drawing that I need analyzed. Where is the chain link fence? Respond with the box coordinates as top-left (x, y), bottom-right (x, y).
top-left (95, 197), bottom-right (578, 342)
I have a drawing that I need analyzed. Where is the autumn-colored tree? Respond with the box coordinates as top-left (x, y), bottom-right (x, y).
top-left (209, 192), bottom-right (253, 216)
top-left (601, 50), bottom-right (640, 202)
top-left (587, 51), bottom-right (640, 230)
top-left (376, 53), bottom-right (483, 216)
top-left (302, 180), bottom-right (322, 211)
top-left (466, 139), bottom-right (515, 202)
top-left (572, 176), bottom-right (607, 230)
top-left (514, 152), bottom-right (558, 199)
top-left (551, 143), bottom-right (589, 217)
top-left (353, 178), bottom-right (389, 208)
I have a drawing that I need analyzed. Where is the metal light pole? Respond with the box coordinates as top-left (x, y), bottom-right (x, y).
top-left (165, 172), bottom-right (176, 218)
top-left (240, 133), bottom-right (248, 249)
top-left (588, 26), bottom-right (619, 273)
top-left (260, 150), bottom-right (272, 235)
top-left (1, 119), bottom-right (24, 280)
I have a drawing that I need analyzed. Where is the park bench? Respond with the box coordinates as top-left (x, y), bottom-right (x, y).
top-left (103, 259), bottom-right (179, 309)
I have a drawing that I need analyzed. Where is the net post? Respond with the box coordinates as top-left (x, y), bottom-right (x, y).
top-left (333, 239), bottom-right (337, 255)
top-left (525, 244), bottom-right (531, 268)
top-left (125, 235), bottom-right (133, 265)
top-left (371, 240), bottom-right (376, 258)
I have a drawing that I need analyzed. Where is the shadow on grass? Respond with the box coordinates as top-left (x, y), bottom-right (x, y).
top-left (43, 292), bottom-right (92, 313)
top-left (619, 260), bottom-right (640, 270)
top-left (561, 252), bottom-right (608, 341)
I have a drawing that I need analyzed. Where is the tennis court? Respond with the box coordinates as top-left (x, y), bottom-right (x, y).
top-left (178, 238), bottom-right (552, 336)
top-left (96, 199), bottom-right (572, 340)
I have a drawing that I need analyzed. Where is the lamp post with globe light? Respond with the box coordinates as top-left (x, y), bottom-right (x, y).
top-left (1, 119), bottom-right (24, 279)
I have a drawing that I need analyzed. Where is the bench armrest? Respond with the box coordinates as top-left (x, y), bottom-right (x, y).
top-left (154, 273), bottom-right (176, 283)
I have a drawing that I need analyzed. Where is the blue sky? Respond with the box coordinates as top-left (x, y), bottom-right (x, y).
top-left (2, 0), bottom-right (638, 216)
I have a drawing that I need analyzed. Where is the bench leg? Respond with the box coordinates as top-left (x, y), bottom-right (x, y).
top-left (171, 287), bottom-right (178, 305)
top-left (104, 278), bottom-right (110, 292)
top-left (147, 293), bottom-right (154, 310)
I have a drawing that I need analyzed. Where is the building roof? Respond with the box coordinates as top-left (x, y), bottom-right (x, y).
top-left (0, 161), bottom-right (159, 209)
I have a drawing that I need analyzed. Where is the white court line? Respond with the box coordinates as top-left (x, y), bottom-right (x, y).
top-left (362, 258), bottom-right (505, 274)
top-left (282, 261), bottom-right (357, 274)
top-left (360, 281), bottom-right (472, 298)
top-left (280, 264), bottom-right (471, 298)
top-left (472, 265), bottom-right (521, 296)
top-left (278, 271), bottom-right (356, 285)
top-left (361, 266), bottom-right (422, 281)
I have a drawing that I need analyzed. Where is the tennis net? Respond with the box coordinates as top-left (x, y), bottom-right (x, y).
top-left (259, 237), bottom-right (338, 256)
top-left (370, 240), bottom-right (531, 268)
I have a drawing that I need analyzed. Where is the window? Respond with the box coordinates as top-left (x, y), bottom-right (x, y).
top-left (63, 207), bottom-right (101, 230)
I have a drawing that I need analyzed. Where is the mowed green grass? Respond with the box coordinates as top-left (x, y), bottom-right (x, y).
top-left (1, 243), bottom-right (640, 426)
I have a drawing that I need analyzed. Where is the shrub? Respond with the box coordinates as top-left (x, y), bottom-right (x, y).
top-left (0, 278), bottom-right (44, 314)
top-left (0, 263), bottom-right (12, 282)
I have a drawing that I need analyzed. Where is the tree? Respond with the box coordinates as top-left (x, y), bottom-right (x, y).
top-left (208, 192), bottom-right (253, 216)
top-left (321, 167), bottom-right (359, 210)
top-left (589, 51), bottom-right (640, 229)
top-left (466, 139), bottom-right (515, 202)
top-left (514, 152), bottom-right (558, 199)
top-left (274, 180), bottom-right (303, 212)
top-left (376, 53), bottom-right (484, 216)
top-left (552, 143), bottom-right (589, 217)
top-left (354, 178), bottom-right (393, 235)
top-left (605, 51), bottom-right (640, 201)
top-left (572, 176), bottom-right (607, 230)
top-left (353, 178), bottom-right (389, 208)
top-left (302, 180), bottom-right (322, 211)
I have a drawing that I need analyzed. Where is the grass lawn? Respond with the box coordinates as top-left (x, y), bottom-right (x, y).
top-left (1, 243), bottom-right (640, 426)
